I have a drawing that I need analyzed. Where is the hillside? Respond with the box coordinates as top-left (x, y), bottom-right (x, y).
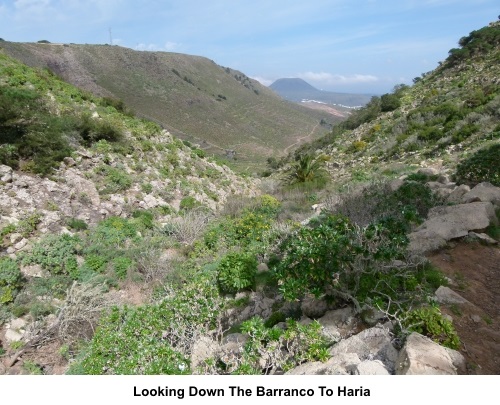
top-left (289, 21), bottom-right (500, 187)
top-left (270, 78), bottom-right (372, 107)
top-left (0, 42), bottom-right (339, 171)
top-left (1, 21), bottom-right (499, 377)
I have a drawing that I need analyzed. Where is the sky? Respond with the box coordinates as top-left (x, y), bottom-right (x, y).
top-left (0, 0), bottom-right (498, 94)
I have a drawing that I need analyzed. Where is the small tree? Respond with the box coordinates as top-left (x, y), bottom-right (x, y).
top-left (287, 154), bottom-right (330, 184)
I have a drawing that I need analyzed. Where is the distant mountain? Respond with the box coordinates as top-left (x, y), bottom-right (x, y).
top-left (270, 78), bottom-right (372, 107)
top-left (0, 43), bottom-right (339, 170)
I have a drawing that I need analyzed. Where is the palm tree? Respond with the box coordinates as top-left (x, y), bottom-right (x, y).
top-left (288, 154), bottom-right (329, 183)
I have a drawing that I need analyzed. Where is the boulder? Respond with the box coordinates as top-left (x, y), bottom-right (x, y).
top-left (446, 184), bottom-right (471, 204)
top-left (461, 182), bottom-right (500, 206)
top-left (396, 332), bottom-right (465, 375)
top-left (301, 295), bottom-right (329, 319)
top-left (409, 202), bottom-right (497, 254)
top-left (467, 231), bottom-right (498, 245)
top-left (434, 286), bottom-right (470, 305)
top-left (190, 336), bottom-right (218, 373)
top-left (285, 353), bottom-right (361, 375)
top-left (328, 324), bottom-right (398, 373)
top-left (318, 307), bottom-right (357, 340)
top-left (0, 164), bottom-right (13, 183)
top-left (354, 360), bottom-right (390, 375)
top-left (418, 168), bottom-right (439, 176)
top-left (65, 169), bottom-right (100, 207)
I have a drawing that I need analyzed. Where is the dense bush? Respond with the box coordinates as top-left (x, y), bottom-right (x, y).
top-left (0, 257), bottom-right (23, 304)
top-left (217, 252), bottom-right (257, 294)
top-left (229, 317), bottom-right (330, 374)
top-left (272, 214), bottom-right (408, 309)
top-left (454, 143), bottom-right (500, 186)
top-left (404, 306), bottom-right (460, 349)
top-left (20, 234), bottom-right (80, 278)
top-left (69, 273), bottom-right (223, 374)
top-left (329, 179), bottom-right (438, 228)
top-left (447, 24), bottom-right (500, 66)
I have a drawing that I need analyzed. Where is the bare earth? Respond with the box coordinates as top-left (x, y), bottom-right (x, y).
top-left (429, 242), bottom-right (500, 374)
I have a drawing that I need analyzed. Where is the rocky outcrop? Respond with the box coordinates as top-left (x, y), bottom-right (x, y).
top-left (328, 324), bottom-right (398, 374)
top-left (396, 332), bottom-right (466, 375)
top-left (409, 198), bottom-right (498, 254)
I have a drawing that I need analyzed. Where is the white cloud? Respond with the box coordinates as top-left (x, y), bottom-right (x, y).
top-left (299, 72), bottom-right (379, 85)
top-left (164, 41), bottom-right (180, 51)
top-left (135, 43), bottom-right (160, 51)
top-left (251, 76), bottom-right (273, 86)
top-left (14, 0), bottom-right (51, 11)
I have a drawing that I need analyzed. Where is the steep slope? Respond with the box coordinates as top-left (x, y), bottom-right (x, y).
top-left (0, 50), bottom-right (257, 228)
top-left (0, 42), bottom-right (339, 170)
top-left (291, 21), bottom-right (500, 185)
top-left (270, 77), bottom-right (372, 107)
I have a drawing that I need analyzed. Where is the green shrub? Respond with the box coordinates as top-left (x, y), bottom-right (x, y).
top-left (228, 317), bottom-right (330, 374)
top-left (179, 196), bottom-right (199, 211)
top-left (20, 234), bottom-right (80, 278)
top-left (404, 306), bottom-right (460, 350)
top-left (132, 209), bottom-right (154, 230)
top-left (96, 165), bottom-right (132, 193)
top-left (0, 257), bottom-right (22, 304)
top-left (141, 182), bottom-right (153, 194)
top-left (217, 252), bottom-right (257, 294)
top-left (69, 273), bottom-right (223, 374)
top-left (272, 215), bottom-right (408, 306)
top-left (454, 143), bottom-right (500, 186)
top-left (112, 257), bottom-right (133, 280)
top-left (66, 218), bottom-right (88, 231)
top-left (16, 212), bottom-right (42, 237)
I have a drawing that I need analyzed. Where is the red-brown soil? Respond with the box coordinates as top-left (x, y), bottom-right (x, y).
top-left (429, 242), bottom-right (500, 374)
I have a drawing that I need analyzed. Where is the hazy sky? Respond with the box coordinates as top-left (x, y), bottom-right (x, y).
top-left (0, 0), bottom-right (498, 93)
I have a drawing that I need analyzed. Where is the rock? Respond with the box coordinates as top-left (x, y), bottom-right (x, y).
top-left (298, 316), bottom-right (313, 326)
top-left (318, 307), bottom-right (357, 340)
top-left (219, 333), bottom-right (248, 365)
top-left (360, 306), bottom-right (386, 327)
top-left (396, 332), bottom-right (465, 375)
top-left (434, 188), bottom-right (452, 199)
top-left (409, 202), bottom-right (497, 254)
top-left (285, 353), bottom-right (361, 375)
top-left (5, 329), bottom-right (23, 343)
top-left (354, 360), bottom-right (390, 375)
top-left (10, 318), bottom-right (26, 330)
top-left (191, 336), bottom-right (218, 373)
top-left (13, 238), bottom-right (28, 250)
top-left (437, 174), bottom-right (451, 184)
top-left (461, 182), bottom-right (500, 206)
top-left (329, 324), bottom-right (398, 373)
top-left (408, 229), bottom-right (447, 255)
top-left (257, 263), bottom-right (269, 273)
top-left (434, 286), bottom-right (470, 305)
top-left (418, 168), bottom-right (439, 176)
top-left (388, 179), bottom-right (404, 192)
top-left (447, 184), bottom-right (471, 204)
top-left (470, 314), bottom-right (482, 323)
top-left (285, 360), bottom-right (330, 375)
top-left (63, 157), bottom-right (77, 167)
top-left (20, 264), bottom-right (45, 278)
top-left (9, 233), bottom-right (23, 245)
top-left (467, 232), bottom-right (498, 245)
top-left (301, 295), bottom-right (329, 319)
top-left (65, 169), bottom-right (100, 207)
top-left (0, 164), bottom-right (13, 183)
